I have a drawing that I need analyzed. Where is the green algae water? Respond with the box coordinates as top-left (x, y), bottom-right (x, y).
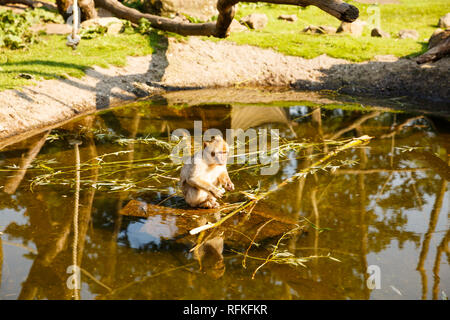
top-left (0, 98), bottom-right (448, 300)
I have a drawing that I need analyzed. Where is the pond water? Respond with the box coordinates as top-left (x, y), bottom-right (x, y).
top-left (0, 97), bottom-right (449, 300)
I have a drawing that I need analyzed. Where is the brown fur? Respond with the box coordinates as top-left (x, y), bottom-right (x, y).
top-left (180, 136), bottom-right (234, 208)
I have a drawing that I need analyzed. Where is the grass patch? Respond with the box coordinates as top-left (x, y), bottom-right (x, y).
top-left (0, 32), bottom-right (158, 90)
top-left (220, 0), bottom-right (449, 61)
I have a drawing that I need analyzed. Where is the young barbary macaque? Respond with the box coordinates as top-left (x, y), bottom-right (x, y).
top-left (180, 135), bottom-right (234, 208)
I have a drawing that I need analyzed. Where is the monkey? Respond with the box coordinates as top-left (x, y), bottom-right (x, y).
top-left (180, 135), bottom-right (234, 208)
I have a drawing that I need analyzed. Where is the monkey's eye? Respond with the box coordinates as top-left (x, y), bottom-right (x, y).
top-left (211, 151), bottom-right (216, 157)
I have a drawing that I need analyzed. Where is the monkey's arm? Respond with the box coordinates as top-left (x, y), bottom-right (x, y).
top-left (187, 175), bottom-right (224, 198)
top-left (219, 171), bottom-right (234, 191)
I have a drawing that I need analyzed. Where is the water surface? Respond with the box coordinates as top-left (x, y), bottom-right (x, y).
top-left (0, 98), bottom-right (448, 300)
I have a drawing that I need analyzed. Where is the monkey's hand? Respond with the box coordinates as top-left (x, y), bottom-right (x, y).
top-left (211, 187), bottom-right (225, 199)
top-left (224, 180), bottom-right (234, 191)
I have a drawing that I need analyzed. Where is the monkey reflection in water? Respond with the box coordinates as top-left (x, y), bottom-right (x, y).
top-left (194, 234), bottom-right (225, 279)
top-left (180, 135), bottom-right (234, 208)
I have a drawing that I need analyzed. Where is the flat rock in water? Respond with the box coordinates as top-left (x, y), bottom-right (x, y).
top-left (240, 13), bottom-right (268, 30)
top-left (398, 29), bottom-right (419, 40)
top-left (120, 200), bottom-right (301, 246)
top-left (438, 13), bottom-right (450, 29)
top-left (371, 27), bottom-right (390, 38)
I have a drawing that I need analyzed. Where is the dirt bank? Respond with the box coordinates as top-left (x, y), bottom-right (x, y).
top-left (0, 37), bottom-right (449, 142)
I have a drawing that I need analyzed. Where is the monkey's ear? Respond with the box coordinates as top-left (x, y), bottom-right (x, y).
top-left (203, 141), bottom-right (209, 149)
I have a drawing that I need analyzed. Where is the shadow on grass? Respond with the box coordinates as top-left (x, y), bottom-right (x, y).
top-left (1, 60), bottom-right (86, 72)
top-left (401, 41), bottom-right (429, 59)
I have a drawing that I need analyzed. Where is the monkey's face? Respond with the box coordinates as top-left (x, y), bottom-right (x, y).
top-left (211, 148), bottom-right (228, 165)
top-left (203, 136), bottom-right (229, 165)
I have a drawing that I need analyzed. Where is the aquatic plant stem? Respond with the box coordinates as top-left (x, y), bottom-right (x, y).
top-left (251, 226), bottom-right (299, 279)
top-left (242, 218), bottom-right (274, 268)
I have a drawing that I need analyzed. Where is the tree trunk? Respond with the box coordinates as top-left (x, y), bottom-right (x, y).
top-left (56, 0), bottom-right (97, 22)
top-left (93, 0), bottom-right (359, 38)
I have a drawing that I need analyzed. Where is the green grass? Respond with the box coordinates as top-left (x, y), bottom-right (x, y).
top-left (0, 0), bottom-right (448, 90)
top-left (0, 31), bottom-right (158, 90)
top-left (221, 0), bottom-right (449, 61)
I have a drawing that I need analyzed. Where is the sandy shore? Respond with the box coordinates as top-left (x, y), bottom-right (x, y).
top-left (1, 37), bottom-right (449, 143)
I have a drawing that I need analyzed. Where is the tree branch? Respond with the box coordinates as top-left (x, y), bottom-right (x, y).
top-left (94, 0), bottom-right (359, 38)
top-left (94, 0), bottom-right (217, 36)
top-left (244, 0), bottom-right (359, 22)
top-left (327, 111), bottom-right (380, 140)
